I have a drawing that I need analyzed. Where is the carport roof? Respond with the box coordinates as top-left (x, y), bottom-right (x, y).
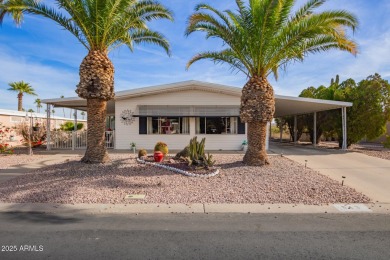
top-left (41, 80), bottom-right (352, 117)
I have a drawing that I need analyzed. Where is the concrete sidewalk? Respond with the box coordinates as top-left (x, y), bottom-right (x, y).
top-left (0, 202), bottom-right (389, 214)
top-left (270, 143), bottom-right (390, 203)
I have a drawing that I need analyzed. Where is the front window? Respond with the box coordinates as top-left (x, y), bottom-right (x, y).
top-left (148, 117), bottom-right (189, 134)
top-left (196, 117), bottom-right (238, 134)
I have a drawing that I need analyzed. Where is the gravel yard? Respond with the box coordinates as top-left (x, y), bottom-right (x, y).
top-left (298, 141), bottom-right (390, 161)
top-left (0, 154), bottom-right (370, 205)
top-left (0, 148), bottom-right (46, 170)
top-left (350, 144), bottom-right (390, 161)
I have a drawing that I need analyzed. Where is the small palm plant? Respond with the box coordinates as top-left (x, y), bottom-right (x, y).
top-left (186, 0), bottom-right (358, 166)
top-left (7, 81), bottom-right (37, 111)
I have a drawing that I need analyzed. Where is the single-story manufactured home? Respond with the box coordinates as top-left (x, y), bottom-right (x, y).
top-left (42, 80), bottom-right (352, 150)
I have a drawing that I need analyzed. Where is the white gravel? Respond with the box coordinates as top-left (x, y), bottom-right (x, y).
top-left (0, 154), bottom-right (370, 205)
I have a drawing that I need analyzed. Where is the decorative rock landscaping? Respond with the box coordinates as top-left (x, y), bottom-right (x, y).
top-left (0, 154), bottom-right (370, 205)
top-left (136, 157), bottom-right (220, 178)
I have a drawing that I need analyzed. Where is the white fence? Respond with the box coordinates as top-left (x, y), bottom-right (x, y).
top-left (49, 130), bottom-right (115, 150)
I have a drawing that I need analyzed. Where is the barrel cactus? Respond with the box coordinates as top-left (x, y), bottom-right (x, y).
top-left (154, 142), bottom-right (168, 155)
top-left (138, 149), bottom-right (147, 158)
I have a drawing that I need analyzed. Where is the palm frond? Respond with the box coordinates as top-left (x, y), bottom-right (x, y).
top-left (185, 0), bottom-right (358, 79)
top-left (2, 0), bottom-right (173, 54)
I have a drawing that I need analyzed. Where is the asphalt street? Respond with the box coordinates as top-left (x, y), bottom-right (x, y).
top-left (0, 212), bottom-right (389, 259)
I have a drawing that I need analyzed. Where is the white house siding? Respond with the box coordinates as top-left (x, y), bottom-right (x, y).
top-left (115, 89), bottom-right (246, 150)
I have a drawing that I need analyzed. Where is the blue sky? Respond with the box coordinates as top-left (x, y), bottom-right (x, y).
top-left (1, 0), bottom-right (390, 115)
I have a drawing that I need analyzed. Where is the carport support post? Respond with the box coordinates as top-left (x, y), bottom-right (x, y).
top-left (342, 107), bottom-right (347, 150)
top-left (279, 119), bottom-right (283, 143)
top-left (313, 112), bottom-right (317, 147)
top-left (74, 109), bottom-right (78, 131)
top-left (72, 109), bottom-right (77, 150)
top-left (46, 104), bottom-right (51, 151)
top-left (266, 121), bottom-right (270, 150)
top-left (294, 115), bottom-right (297, 144)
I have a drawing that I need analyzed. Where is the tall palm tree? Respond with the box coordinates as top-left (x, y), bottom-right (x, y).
top-left (60, 95), bottom-right (66, 117)
top-left (2, 0), bottom-right (173, 163)
top-left (7, 81), bottom-right (37, 111)
top-left (34, 98), bottom-right (42, 113)
top-left (80, 111), bottom-right (86, 120)
top-left (186, 0), bottom-right (358, 166)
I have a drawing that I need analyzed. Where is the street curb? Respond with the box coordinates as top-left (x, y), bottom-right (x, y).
top-left (0, 203), bottom-right (388, 214)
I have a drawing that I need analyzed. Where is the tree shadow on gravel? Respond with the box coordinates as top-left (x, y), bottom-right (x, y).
top-left (217, 161), bottom-right (246, 170)
top-left (1, 211), bottom-right (82, 224)
top-left (0, 159), bottom-right (178, 203)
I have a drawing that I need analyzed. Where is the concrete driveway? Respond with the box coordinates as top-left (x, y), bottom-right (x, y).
top-left (269, 143), bottom-right (390, 203)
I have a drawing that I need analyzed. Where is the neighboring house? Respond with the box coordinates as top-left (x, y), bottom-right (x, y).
top-left (0, 109), bottom-right (87, 144)
top-left (42, 80), bottom-right (352, 150)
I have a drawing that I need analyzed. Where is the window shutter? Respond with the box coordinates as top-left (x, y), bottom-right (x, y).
top-left (139, 117), bottom-right (147, 134)
top-left (200, 117), bottom-right (206, 134)
top-left (238, 118), bottom-right (246, 134)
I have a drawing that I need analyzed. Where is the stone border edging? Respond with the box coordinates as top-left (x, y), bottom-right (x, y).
top-left (136, 157), bottom-right (220, 178)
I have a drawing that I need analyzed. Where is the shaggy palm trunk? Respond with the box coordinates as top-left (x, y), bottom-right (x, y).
top-left (77, 50), bottom-right (114, 164)
top-left (81, 99), bottom-right (109, 163)
top-left (244, 121), bottom-right (268, 165)
top-left (240, 76), bottom-right (275, 166)
top-left (17, 93), bottom-right (23, 111)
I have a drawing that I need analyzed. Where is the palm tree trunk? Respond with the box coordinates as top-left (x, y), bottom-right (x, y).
top-left (81, 99), bottom-right (109, 163)
top-left (17, 93), bottom-right (23, 111)
top-left (77, 50), bottom-right (114, 164)
top-left (240, 76), bottom-right (275, 166)
top-left (243, 121), bottom-right (269, 165)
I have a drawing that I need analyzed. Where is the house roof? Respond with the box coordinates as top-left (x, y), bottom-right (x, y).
top-left (41, 80), bottom-right (352, 117)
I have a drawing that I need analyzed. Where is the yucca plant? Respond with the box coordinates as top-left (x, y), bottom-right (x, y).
top-left (186, 0), bottom-right (358, 166)
top-left (1, 0), bottom-right (173, 163)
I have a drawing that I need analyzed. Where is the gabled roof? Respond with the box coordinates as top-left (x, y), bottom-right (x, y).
top-left (115, 80), bottom-right (241, 99)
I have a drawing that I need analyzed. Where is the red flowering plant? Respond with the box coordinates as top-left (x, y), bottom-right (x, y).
top-left (0, 123), bottom-right (14, 155)
top-left (16, 122), bottom-right (47, 148)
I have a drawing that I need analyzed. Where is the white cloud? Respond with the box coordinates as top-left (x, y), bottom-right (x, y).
top-left (0, 49), bottom-right (79, 110)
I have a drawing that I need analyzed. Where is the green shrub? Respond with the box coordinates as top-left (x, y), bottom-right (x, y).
top-left (383, 135), bottom-right (390, 148)
top-left (60, 121), bottom-right (84, 131)
top-left (138, 149), bottom-right (147, 158)
top-left (154, 142), bottom-right (168, 155)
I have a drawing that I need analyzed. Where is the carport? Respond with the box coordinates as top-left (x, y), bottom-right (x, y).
top-left (274, 95), bottom-right (351, 149)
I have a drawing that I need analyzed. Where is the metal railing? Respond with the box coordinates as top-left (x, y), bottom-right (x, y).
top-left (49, 130), bottom-right (114, 150)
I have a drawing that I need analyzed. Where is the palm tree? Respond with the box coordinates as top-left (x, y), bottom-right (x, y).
top-left (2, 0), bottom-right (173, 163)
top-left (27, 108), bottom-right (34, 112)
top-left (185, 0), bottom-right (358, 166)
top-left (34, 98), bottom-right (42, 113)
top-left (7, 81), bottom-right (37, 111)
top-left (60, 95), bottom-right (66, 117)
top-left (81, 111), bottom-right (86, 120)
